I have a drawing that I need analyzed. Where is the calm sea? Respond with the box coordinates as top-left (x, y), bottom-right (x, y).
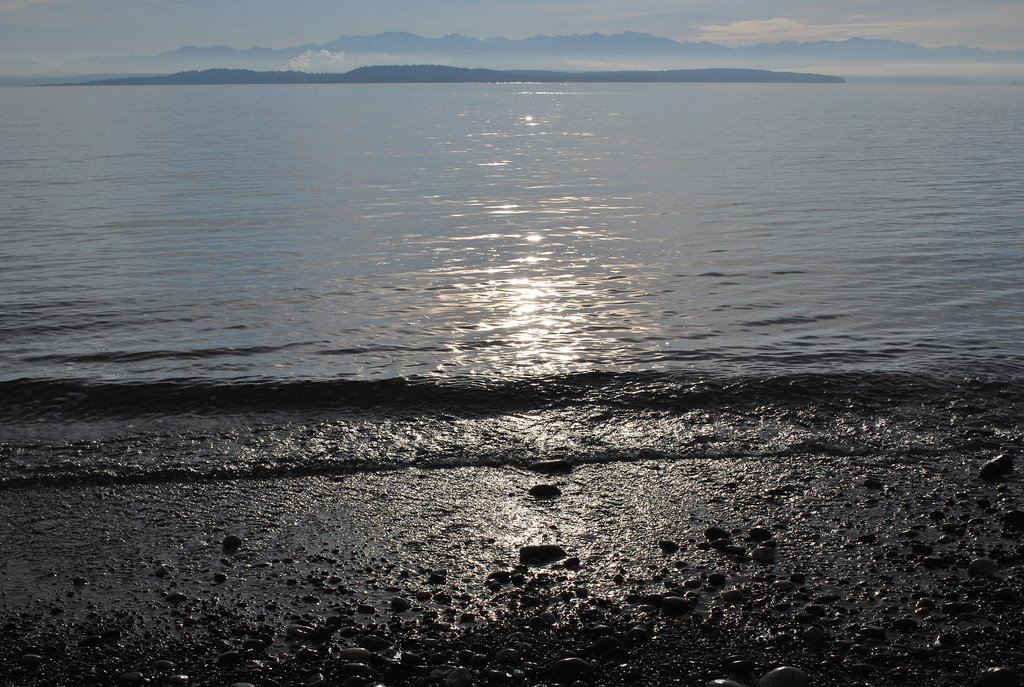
top-left (1, 83), bottom-right (1022, 485)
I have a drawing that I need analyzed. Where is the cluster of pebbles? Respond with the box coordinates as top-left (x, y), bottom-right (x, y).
top-left (2, 453), bottom-right (1022, 686)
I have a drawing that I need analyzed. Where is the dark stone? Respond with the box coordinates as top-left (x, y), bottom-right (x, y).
top-left (980, 461), bottom-right (1006, 482)
top-left (528, 484), bottom-right (562, 498)
top-left (551, 657), bottom-right (591, 682)
top-left (658, 540), bottom-right (680, 553)
top-left (222, 534), bottom-right (243, 551)
top-left (519, 544), bottom-right (567, 564)
top-left (527, 460), bottom-right (573, 474)
top-left (978, 667), bottom-right (1020, 687)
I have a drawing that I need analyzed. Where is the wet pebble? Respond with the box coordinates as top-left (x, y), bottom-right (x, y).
top-left (980, 460), bottom-right (1007, 481)
top-left (19, 654), bottom-right (44, 666)
top-left (519, 544), bottom-right (567, 564)
top-left (528, 484), bottom-right (562, 498)
top-left (968, 557), bottom-right (998, 576)
top-left (117, 673), bottom-right (145, 686)
top-left (751, 547), bottom-right (776, 563)
top-left (758, 666), bottom-right (809, 687)
top-left (167, 676), bottom-right (190, 686)
top-left (391, 596), bottom-right (413, 612)
top-left (705, 527), bottom-right (730, 540)
top-left (658, 540), bottom-right (680, 553)
top-left (979, 666), bottom-right (1020, 687)
top-left (551, 657), bottom-right (592, 682)
top-left (445, 667), bottom-right (474, 687)
top-left (222, 534), bottom-right (243, 551)
top-left (709, 681), bottom-right (748, 687)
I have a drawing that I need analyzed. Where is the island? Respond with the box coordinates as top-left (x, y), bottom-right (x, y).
top-left (74, 64), bottom-right (846, 85)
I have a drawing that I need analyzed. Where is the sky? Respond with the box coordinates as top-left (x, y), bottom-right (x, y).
top-left (2, 0), bottom-right (1024, 65)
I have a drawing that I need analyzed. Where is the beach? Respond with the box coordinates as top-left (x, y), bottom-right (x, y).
top-left (3, 453), bottom-right (1021, 686)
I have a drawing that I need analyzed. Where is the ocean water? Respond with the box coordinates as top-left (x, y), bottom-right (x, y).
top-left (1, 83), bottom-right (1022, 486)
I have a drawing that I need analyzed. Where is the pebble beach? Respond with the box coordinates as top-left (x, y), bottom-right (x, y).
top-left (2, 453), bottom-right (1021, 687)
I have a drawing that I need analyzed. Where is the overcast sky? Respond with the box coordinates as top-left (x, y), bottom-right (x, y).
top-left (3, 0), bottom-right (1024, 64)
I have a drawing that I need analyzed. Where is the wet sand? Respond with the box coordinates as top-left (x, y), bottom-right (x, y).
top-left (2, 455), bottom-right (1021, 686)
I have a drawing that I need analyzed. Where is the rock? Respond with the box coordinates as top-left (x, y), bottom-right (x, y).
top-left (968, 558), bottom-right (999, 576)
top-left (772, 580), bottom-right (796, 592)
top-left (863, 476), bottom-right (884, 489)
top-left (337, 647), bottom-right (373, 662)
top-left (720, 588), bottom-right (746, 603)
top-left (216, 651), bottom-right (242, 667)
top-left (528, 484), bottom-right (562, 498)
top-left (751, 547), bottom-right (776, 563)
top-left (993, 453), bottom-right (1014, 472)
top-left (222, 534), bottom-right (243, 551)
top-left (709, 681), bottom-right (748, 687)
top-left (758, 666), bottom-right (809, 687)
top-left (551, 657), bottom-right (592, 682)
top-left (749, 527), bottom-right (773, 541)
top-left (978, 666), bottom-right (1020, 687)
top-left (658, 540), bottom-right (680, 553)
top-left (705, 526), bottom-right (730, 540)
top-left (662, 596), bottom-right (693, 615)
top-left (391, 596), bottom-right (413, 612)
top-left (445, 667), bottom-right (474, 687)
top-left (118, 673), bottom-right (145, 686)
top-left (802, 625), bottom-right (827, 648)
top-left (167, 676), bottom-right (190, 686)
top-left (19, 654), bottom-right (44, 667)
top-left (303, 673), bottom-right (326, 687)
top-left (519, 544), bottom-right (567, 564)
top-left (1003, 510), bottom-right (1024, 530)
top-left (980, 460), bottom-right (1007, 482)
top-left (336, 663), bottom-right (382, 679)
top-left (527, 460), bottom-right (572, 474)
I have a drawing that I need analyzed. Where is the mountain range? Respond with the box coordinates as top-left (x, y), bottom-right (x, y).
top-left (5, 31), bottom-right (1024, 80)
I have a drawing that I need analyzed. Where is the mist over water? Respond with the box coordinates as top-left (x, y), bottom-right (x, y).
top-left (1, 83), bottom-right (1022, 484)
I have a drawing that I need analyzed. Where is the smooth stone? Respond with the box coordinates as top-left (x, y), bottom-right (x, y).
top-left (705, 527), bottom-right (730, 540)
top-left (772, 580), bottom-right (796, 592)
top-left (528, 484), bottom-right (562, 498)
top-left (980, 460), bottom-right (1006, 481)
top-left (758, 666), bottom-right (809, 687)
top-left (658, 540), bottom-right (680, 553)
top-left (749, 527), bottom-right (772, 541)
top-left (752, 547), bottom-right (776, 563)
top-left (993, 453), bottom-right (1014, 471)
top-left (720, 588), bottom-right (746, 603)
top-left (228, 683), bottom-right (256, 687)
top-left (1005, 510), bottom-right (1024, 530)
top-left (445, 667), bottom-right (474, 687)
top-left (527, 460), bottom-right (573, 474)
top-left (802, 625), bottom-right (827, 648)
top-left (551, 657), bottom-right (592, 682)
top-left (337, 647), bottom-right (373, 662)
top-left (222, 534), bottom-right (243, 551)
top-left (709, 681), bottom-right (748, 687)
top-left (152, 659), bottom-right (175, 671)
top-left (979, 666), bottom-right (1020, 687)
top-left (118, 673), bottom-right (145, 685)
top-left (167, 676), bottom-right (190, 686)
top-left (662, 596), bottom-right (693, 615)
top-left (863, 476), bottom-right (884, 489)
top-left (519, 544), bottom-right (567, 564)
top-left (303, 673), bottom-right (326, 687)
top-left (391, 596), bottom-right (413, 612)
top-left (968, 558), bottom-right (999, 576)
top-left (337, 663), bottom-right (382, 679)
top-left (19, 654), bottom-right (44, 666)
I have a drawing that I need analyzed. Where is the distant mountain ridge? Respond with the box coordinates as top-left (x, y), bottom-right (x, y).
top-left (76, 65), bottom-right (846, 86)
top-left (5, 31), bottom-right (1024, 79)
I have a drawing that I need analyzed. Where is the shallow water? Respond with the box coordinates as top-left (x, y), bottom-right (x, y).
top-left (1, 83), bottom-right (1022, 484)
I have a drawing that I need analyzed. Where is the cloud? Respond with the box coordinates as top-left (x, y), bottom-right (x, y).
top-left (696, 17), bottom-right (933, 44)
top-left (286, 49), bottom-right (346, 72)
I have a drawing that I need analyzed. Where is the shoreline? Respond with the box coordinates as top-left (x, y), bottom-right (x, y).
top-left (2, 455), bottom-right (1021, 686)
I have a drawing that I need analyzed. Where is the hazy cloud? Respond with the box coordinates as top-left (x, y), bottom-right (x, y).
top-left (286, 49), bottom-right (346, 71)
top-left (696, 17), bottom-right (934, 44)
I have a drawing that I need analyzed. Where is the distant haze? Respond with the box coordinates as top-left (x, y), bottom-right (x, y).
top-left (1, 1), bottom-right (1022, 81)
